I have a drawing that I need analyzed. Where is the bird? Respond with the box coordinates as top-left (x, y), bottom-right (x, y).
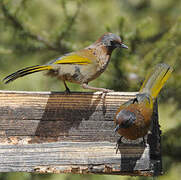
top-left (114, 63), bottom-right (173, 145)
top-left (3, 33), bottom-right (128, 93)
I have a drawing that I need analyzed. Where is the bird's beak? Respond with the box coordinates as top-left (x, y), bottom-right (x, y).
top-left (120, 43), bottom-right (128, 49)
top-left (114, 124), bottom-right (120, 132)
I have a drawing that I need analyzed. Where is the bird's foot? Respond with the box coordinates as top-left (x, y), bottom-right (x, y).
top-left (81, 83), bottom-right (114, 93)
top-left (100, 89), bottom-right (114, 99)
top-left (141, 136), bottom-right (147, 146)
top-left (64, 87), bottom-right (71, 94)
top-left (101, 88), bottom-right (114, 93)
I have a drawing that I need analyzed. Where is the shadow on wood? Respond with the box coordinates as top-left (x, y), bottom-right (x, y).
top-left (34, 92), bottom-right (104, 142)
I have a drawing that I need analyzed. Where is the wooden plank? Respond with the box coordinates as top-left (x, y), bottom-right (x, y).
top-left (0, 91), bottom-right (162, 176)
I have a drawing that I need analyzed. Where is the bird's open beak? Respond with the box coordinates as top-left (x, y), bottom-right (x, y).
top-left (120, 43), bottom-right (128, 49)
top-left (114, 124), bottom-right (120, 132)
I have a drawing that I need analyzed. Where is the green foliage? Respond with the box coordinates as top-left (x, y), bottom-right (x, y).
top-left (0, 0), bottom-right (181, 179)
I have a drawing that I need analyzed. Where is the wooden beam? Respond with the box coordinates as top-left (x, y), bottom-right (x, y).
top-left (0, 91), bottom-right (162, 176)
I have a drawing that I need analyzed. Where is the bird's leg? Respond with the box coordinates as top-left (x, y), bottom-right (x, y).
top-left (63, 81), bottom-right (71, 94)
top-left (116, 136), bottom-right (123, 154)
top-left (142, 136), bottom-right (146, 146)
top-left (81, 83), bottom-right (114, 92)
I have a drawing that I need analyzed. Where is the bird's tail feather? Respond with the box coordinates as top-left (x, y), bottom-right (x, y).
top-left (139, 63), bottom-right (173, 99)
top-left (3, 65), bottom-right (52, 84)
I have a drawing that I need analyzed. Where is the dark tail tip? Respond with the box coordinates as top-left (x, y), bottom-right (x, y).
top-left (3, 65), bottom-right (41, 84)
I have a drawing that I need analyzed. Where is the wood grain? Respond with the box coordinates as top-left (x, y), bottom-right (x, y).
top-left (0, 91), bottom-right (162, 176)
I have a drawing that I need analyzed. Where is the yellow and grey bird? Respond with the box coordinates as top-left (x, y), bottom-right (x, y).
top-left (3, 33), bottom-right (128, 93)
top-left (114, 63), bottom-right (173, 142)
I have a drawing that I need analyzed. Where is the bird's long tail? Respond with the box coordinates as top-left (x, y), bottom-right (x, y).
top-left (139, 63), bottom-right (173, 99)
top-left (3, 65), bottom-right (52, 84)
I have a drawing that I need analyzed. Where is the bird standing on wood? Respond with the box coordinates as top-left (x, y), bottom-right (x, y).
top-left (3, 33), bottom-right (128, 93)
top-left (114, 63), bottom-right (173, 143)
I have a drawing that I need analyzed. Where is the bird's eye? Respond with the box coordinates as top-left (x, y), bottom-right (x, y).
top-left (110, 40), bottom-right (116, 46)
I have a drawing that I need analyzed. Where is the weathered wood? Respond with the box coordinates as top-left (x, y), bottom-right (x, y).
top-left (0, 91), bottom-right (162, 176)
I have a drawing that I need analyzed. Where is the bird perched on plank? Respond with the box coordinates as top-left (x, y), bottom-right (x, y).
top-left (3, 33), bottom-right (128, 93)
top-left (114, 63), bottom-right (173, 144)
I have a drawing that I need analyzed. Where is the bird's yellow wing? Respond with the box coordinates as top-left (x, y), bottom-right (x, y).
top-left (49, 50), bottom-right (95, 65)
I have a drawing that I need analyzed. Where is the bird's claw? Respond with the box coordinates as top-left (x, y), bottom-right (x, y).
top-left (102, 89), bottom-right (114, 93)
top-left (64, 88), bottom-right (71, 94)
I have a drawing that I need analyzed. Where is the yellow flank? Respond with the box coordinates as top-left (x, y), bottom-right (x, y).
top-left (139, 63), bottom-right (173, 99)
top-left (54, 55), bottom-right (92, 65)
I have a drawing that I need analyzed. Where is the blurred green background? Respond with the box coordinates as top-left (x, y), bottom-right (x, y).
top-left (0, 0), bottom-right (181, 179)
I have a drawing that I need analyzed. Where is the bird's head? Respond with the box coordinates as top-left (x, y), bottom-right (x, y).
top-left (114, 109), bottom-right (136, 132)
top-left (99, 32), bottom-right (128, 51)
